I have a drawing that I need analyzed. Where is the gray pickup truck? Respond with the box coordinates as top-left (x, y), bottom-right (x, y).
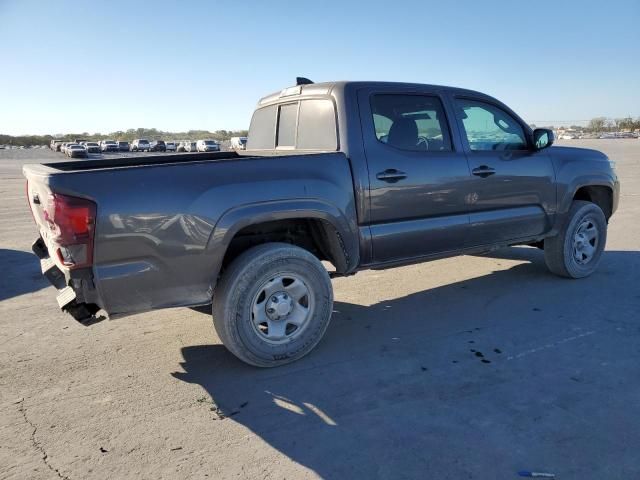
top-left (24, 79), bottom-right (619, 367)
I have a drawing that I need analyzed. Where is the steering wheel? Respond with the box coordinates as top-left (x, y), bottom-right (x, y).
top-left (416, 136), bottom-right (429, 151)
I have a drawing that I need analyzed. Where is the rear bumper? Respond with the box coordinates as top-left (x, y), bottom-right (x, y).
top-left (32, 237), bottom-right (103, 325)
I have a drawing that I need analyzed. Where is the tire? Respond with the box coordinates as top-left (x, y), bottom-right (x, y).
top-left (544, 200), bottom-right (607, 278)
top-left (213, 243), bottom-right (334, 367)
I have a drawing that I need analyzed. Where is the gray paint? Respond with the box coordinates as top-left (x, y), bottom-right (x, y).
top-left (24, 81), bottom-right (619, 318)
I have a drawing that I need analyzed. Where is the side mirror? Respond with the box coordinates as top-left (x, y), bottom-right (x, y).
top-left (533, 128), bottom-right (554, 150)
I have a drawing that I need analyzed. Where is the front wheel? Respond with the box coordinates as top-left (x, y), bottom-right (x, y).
top-left (544, 200), bottom-right (607, 278)
top-left (213, 243), bottom-right (334, 367)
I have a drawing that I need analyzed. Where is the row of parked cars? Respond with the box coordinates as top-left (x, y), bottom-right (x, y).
top-left (49, 138), bottom-right (228, 156)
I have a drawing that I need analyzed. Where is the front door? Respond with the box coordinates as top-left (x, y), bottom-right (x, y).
top-left (450, 96), bottom-right (556, 246)
top-left (358, 89), bottom-right (473, 264)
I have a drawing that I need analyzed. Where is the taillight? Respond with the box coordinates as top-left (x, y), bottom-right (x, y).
top-left (43, 193), bottom-right (96, 269)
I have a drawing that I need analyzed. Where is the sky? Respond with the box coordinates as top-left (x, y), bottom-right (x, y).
top-left (0, 0), bottom-right (638, 135)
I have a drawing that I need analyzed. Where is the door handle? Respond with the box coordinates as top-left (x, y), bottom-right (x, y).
top-left (472, 165), bottom-right (496, 178)
top-left (376, 169), bottom-right (407, 182)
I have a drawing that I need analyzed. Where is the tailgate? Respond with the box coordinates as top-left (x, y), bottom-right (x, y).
top-left (24, 165), bottom-right (103, 324)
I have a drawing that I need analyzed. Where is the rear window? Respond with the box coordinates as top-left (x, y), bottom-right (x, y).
top-left (248, 99), bottom-right (337, 150)
top-left (276, 103), bottom-right (298, 148)
top-left (297, 99), bottom-right (337, 150)
top-left (247, 105), bottom-right (277, 149)
top-left (204, 140), bottom-right (216, 145)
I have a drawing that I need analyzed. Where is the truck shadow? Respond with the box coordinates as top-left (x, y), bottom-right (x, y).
top-left (171, 248), bottom-right (640, 478)
top-left (0, 248), bottom-right (48, 301)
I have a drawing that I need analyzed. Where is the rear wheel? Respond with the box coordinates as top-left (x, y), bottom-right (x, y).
top-left (544, 200), bottom-right (607, 278)
top-left (213, 243), bottom-right (333, 367)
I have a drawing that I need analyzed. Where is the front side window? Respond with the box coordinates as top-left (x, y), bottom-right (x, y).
top-left (455, 99), bottom-right (527, 151)
top-left (370, 94), bottom-right (452, 152)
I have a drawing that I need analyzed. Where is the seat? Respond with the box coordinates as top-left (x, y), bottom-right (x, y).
top-left (387, 118), bottom-right (420, 150)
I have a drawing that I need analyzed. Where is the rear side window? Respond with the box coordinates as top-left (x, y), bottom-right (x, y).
top-left (370, 94), bottom-right (452, 152)
top-left (277, 103), bottom-right (298, 148)
top-left (247, 105), bottom-right (277, 149)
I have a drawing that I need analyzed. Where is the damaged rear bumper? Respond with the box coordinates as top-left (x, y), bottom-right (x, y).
top-left (32, 237), bottom-right (103, 325)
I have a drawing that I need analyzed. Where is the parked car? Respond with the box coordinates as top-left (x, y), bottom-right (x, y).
top-left (150, 140), bottom-right (166, 152)
top-left (117, 141), bottom-right (130, 152)
top-left (130, 139), bottom-right (150, 152)
top-left (100, 140), bottom-right (119, 152)
top-left (230, 136), bottom-right (247, 150)
top-left (60, 142), bottom-right (73, 154)
top-left (176, 141), bottom-right (188, 152)
top-left (24, 79), bottom-right (619, 367)
top-left (66, 144), bottom-right (88, 158)
top-left (185, 141), bottom-right (197, 152)
top-left (560, 133), bottom-right (579, 140)
top-left (84, 142), bottom-right (101, 153)
top-left (51, 140), bottom-right (64, 151)
top-left (196, 140), bottom-right (220, 152)
top-left (165, 141), bottom-right (177, 152)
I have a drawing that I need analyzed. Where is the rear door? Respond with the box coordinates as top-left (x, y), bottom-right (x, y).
top-left (357, 87), bottom-right (472, 264)
top-left (449, 95), bottom-right (556, 246)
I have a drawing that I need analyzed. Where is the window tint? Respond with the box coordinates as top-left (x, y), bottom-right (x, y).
top-left (455, 99), bottom-right (527, 151)
top-left (247, 105), bottom-right (277, 149)
top-left (297, 99), bottom-right (337, 150)
top-left (277, 103), bottom-right (298, 147)
top-left (370, 94), bottom-right (451, 152)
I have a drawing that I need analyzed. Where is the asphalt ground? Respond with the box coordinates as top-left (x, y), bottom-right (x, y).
top-left (1, 140), bottom-right (638, 479)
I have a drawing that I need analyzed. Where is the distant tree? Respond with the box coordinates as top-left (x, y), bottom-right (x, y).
top-left (588, 117), bottom-right (606, 132)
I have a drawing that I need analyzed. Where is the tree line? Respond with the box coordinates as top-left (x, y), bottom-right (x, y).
top-left (533, 117), bottom-right (640, 132)
top-left (0, 128), bottom-right (249, 148)
top-left (585, 117), bottom-right (639, 132)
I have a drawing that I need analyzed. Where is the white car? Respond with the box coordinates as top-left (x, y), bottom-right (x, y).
top-left (560, 132), bottom-right (580, 140)
top-left (230, 136), bottom-right (247, 150)
top-left (196, 139), bottom-right (220, 152)
top-left (130, 139), bottom-right (150, 152)
top-left (101, 140), bottom-right (119, 152)
top-left (66, 144), bottom-right (88, 158)
top-left (186, 141), bottom-right (198, 152)
top-left (165, 141), bottom-right (177, 152)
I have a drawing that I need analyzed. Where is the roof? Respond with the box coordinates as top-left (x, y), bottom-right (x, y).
top-left (257, 80), bottom-right (490, 106)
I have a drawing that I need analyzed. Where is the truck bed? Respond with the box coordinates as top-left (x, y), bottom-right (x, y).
top-left (34, 151), bottom-right (244, 173)
top-left (24, 151), bottom-right (358, 318)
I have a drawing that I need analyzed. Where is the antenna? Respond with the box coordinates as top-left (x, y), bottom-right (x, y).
top-left (296, 77), bottom-right (314, 85)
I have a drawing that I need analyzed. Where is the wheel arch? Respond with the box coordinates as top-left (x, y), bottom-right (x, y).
top-left (558, 174), bottom-right (615, 219)
top-left (206, 200), bottom-right (359, 289)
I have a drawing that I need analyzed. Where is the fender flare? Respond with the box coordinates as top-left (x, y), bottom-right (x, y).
top-left (206, 199), bottom-right (359, 285)
top-left (558, 174), bottom-right (616, 215)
